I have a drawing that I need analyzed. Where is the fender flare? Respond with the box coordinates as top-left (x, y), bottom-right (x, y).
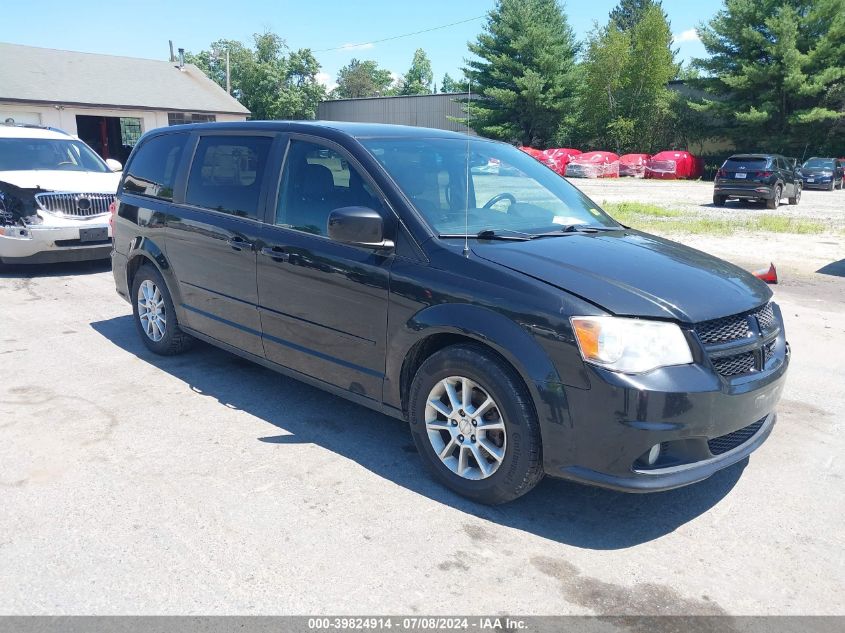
top-left (386, 302), bottom-right (565, 415)
top-left (125, 237), bottom-right (184, 310)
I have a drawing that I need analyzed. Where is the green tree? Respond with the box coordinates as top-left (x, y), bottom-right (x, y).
top-left (440, 72), bottom-right (466, 93)
top-left (579, 4), bottom-right (678, 152)
top-left (401, 49), bottom-right (434, 95)
top-left (609, 0), bottom-right (667, 31)
top-left (464, 0), bottom-right (579, 147)
top-left (188, 31), bottom-right (326, 120)
top-left (692, 0), bottom-right (845, 154)
top-left (332, 58), bottom-right (394, 98)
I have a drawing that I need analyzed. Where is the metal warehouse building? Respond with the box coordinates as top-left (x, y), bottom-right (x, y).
top-left (317, 93), bottom-right (475, 134)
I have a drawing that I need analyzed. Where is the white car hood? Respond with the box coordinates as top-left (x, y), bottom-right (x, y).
top-left (0, 170), bottom-right (120, 193)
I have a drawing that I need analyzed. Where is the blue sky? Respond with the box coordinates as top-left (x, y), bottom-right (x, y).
top-left (1, 0), bottom-right (711, 90)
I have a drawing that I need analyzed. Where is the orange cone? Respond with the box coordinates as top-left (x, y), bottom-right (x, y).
top-left (753, 263), bottom-right (778, 284)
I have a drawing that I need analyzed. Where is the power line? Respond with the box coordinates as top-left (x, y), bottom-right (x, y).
top-left (313, 15), bottom-right (486, 53)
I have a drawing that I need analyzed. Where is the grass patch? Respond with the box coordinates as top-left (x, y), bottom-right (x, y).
top-left (602, 202), bottom-right (827, 236)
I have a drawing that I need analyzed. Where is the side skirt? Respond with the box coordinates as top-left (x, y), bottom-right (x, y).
top-left (180, 325), bottom-right (405, 421)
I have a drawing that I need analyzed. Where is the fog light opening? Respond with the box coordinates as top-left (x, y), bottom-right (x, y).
top-left (646, 443), bottom-right (661, 466)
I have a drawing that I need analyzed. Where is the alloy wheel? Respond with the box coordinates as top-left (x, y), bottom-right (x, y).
top-left (424, 376), bottom-right (507, 480)
top-left (137, 279), bottom-right (166, 342)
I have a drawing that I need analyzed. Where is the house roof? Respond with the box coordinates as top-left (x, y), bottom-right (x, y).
top-left (0, 42), bottom-right (250, 115)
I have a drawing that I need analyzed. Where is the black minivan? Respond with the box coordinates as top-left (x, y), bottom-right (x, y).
top-left (112, 122), bottom-right (789, 504)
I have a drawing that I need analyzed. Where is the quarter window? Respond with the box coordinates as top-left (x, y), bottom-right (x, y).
top-left (185, 135), bottom-right (273, 219)
top-left (276, 140), bottom-right (383, 236)
top-left (123, 133), bottom-right (188, 200)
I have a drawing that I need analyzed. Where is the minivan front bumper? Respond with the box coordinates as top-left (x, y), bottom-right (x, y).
top-left (541, 342), bottom-right (789, 492)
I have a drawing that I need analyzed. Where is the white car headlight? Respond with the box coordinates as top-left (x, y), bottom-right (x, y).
top-left (571, 316), bottom-right (693, 374)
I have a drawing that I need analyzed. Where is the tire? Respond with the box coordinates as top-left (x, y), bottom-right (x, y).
top-left (407, 343), bottom-right (544, 504)
top-left (766, 185), bottom-right (781, 209)
top-left (131, 264), bottom-right (194, 355)
top-left (828, 180), bottom-right (835, 191)
top-left (788, 183), bottom-right (801, 205)
top-left (713, 195), bottom-right (727, 207)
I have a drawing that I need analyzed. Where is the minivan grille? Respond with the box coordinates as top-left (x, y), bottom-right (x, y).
top-left (708, 417), bottom-right (766, 455)
top-left (694, 302), bottom-right (781, 378)
top-left (35, 192), bottom-right (114, 218)
top-left (712, 352), bottom-right (756, 377)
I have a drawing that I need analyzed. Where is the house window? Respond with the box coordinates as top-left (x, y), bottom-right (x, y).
top-left (119, 118), bottom-right (143, 147)
top-left (168, 112), bottom-right (217, 126)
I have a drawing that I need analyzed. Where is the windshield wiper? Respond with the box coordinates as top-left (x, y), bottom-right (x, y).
top-left (438, 225), bottom-right (622, 242)
top-left (438, 229), bottom-right (531, 241)
top-left (529, 224), bottom-right (621, 237)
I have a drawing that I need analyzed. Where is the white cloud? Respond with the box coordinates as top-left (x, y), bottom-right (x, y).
top-left (316, 72), bottom-right (337, 92)
top-left (339, 42), bottom-right (375, 51)
top-left (674, 28), bottom-right (700, 43)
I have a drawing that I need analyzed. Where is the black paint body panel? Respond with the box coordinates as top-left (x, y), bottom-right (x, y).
top-left (112, 121), bottom-right (788, 493)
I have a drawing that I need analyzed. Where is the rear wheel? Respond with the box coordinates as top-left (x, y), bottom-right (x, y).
top-left (131, 264), bottom-right (194, 355)
top-left (713, 195), bottom-right (727, 207)
top-left (407, 344), bottom-right (543, 504)
top-left (766, 185), bottom-right (782, 209)
top-left (788, 183), bottom-right (802, 205)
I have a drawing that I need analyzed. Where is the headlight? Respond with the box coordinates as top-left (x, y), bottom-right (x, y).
top-left (822, 170), bottom-right (833, 176)
top-left (571, 316), bottom-right (693, 374)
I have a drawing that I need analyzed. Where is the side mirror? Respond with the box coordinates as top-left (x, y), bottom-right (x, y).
top-left (106, 158), bottom-right (123, 172)
top-left (328, 206), bottom-right (393, 250)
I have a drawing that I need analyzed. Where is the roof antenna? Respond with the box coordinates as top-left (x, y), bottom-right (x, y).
top-left (463, 78), bottom-right (472, 258)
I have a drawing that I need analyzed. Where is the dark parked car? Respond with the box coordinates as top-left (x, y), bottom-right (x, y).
top-left (801, 157), bottom-right (845, 190)
top-left (713, 154), bottom-right (801, 208)
top-left (112, 122), bottom-right (789, 504)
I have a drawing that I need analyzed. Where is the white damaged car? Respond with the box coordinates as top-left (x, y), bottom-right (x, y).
top-left (0, 124), bottom-right (121, 265)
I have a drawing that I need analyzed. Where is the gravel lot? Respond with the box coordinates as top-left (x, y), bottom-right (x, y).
top-left (576, 178), bottom-right (845, 279)
top-left (1, 187), bottom-right (844, 615)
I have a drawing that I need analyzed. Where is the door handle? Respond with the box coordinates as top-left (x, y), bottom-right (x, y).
top-left (259, 246), bottom-right (290, 262)
top-left (226, 236), bottom-right (254, 251)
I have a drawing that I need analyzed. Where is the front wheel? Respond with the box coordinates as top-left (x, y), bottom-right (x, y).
top-left (407, 344), bottom-right (544, 504)
top-left (788, 183), bottom-right (802, 205)
top-left (131, 264), bottom-right (194, 355)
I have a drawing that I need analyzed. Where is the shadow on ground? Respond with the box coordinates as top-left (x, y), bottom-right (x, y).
top-left (0, 259), bottom-right (111, 278)
top-left (817, 259), bottom-right (845, 277)
top-left (91, 314), bottom-right (744, 551)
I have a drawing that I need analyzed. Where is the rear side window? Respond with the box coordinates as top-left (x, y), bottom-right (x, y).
top-left (723, 157), bottom-right (768, 170)
top-left (123, 133), bottom-right (187, 200)
top-left (185, 135), bottom-right (273, 219)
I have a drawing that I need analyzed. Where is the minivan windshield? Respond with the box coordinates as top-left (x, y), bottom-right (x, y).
top-left (0, 138), bottom-right (110, 173)
top-left (802, 158), bottom-right (834, 169)
top-left (360, 137), bottom-right (620, 236)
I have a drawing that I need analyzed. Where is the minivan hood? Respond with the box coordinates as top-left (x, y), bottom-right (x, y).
top-left (0, 170), bottom-right (120, 193)
top-left (471, 230), bottom-right (771, 323)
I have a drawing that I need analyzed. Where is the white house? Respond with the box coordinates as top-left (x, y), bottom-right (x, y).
top-left (0, 42), bottom-right (250, 163)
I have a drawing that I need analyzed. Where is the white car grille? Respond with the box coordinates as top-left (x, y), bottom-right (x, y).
top-left (35, 192), bottom-right (114, 218)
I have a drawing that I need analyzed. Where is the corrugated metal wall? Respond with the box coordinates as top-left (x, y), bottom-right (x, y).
top-left (317, 93), bottom-right (475, 134)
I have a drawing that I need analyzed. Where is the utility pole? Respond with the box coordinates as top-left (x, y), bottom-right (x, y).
top-left (226, 48), bottom-right (231, 95)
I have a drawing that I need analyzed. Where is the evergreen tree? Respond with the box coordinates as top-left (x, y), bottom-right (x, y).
top-left (401, 49), bottom-right (434, 95)
top-left (692, 0), bottom-right (845, 154)
top-left (464, 0), bottom-right (579, 146)
top-left (440, 73), bottom-right (466, 93)
top-left (609, 0), bottom-right (667, 31)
